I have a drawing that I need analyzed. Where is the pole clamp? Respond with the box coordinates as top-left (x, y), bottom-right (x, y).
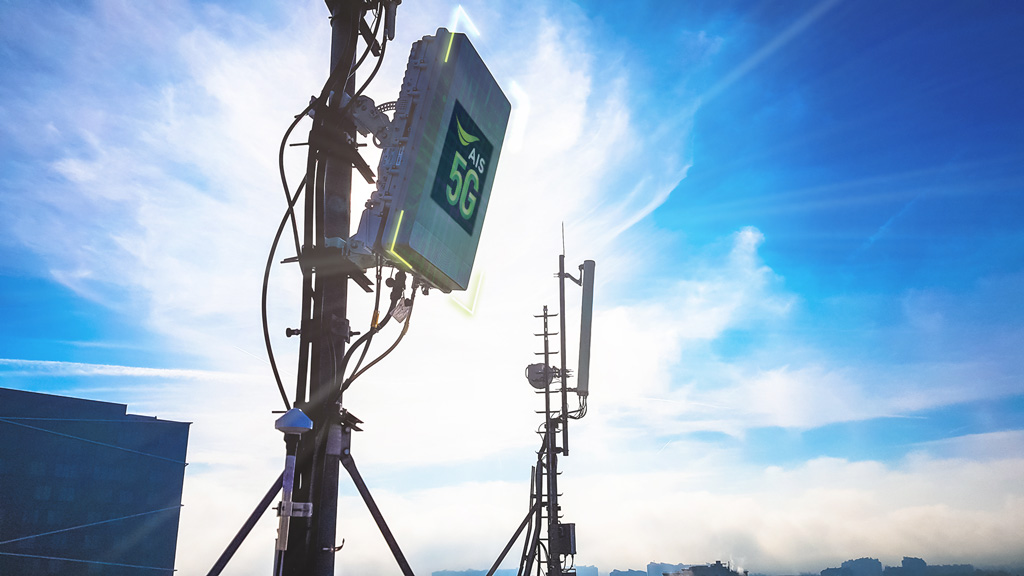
top-left (279, 501), bottom-right (313, 518)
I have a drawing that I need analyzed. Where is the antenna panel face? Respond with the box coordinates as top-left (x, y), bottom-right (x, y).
top-left (577, 260), bottom-right (595, 397)
top-left (376, 28), bottom-right (511, 292)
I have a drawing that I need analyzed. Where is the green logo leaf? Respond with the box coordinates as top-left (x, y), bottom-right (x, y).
top-left (457, 116), bottom-right (480, 147)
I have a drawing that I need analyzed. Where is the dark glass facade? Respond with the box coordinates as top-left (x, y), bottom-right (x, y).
top-left (0, 387), bottom-right (189, 575)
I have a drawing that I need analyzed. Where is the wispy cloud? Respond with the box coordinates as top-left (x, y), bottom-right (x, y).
top-left (914, 430), bottom-right (1024, 461)
top-left (699, 0), bottom-right (842, 106)
top-left (849, 191), bottom-right (924, 260)
top-left (0, 358), bottom-right (234, 380)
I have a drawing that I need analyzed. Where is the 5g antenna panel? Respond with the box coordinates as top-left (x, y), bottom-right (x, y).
top-left (376, 28), bottom-right (511, 293)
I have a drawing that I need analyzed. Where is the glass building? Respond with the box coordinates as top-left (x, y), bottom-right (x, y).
top-left (0, 387), bottom-right (189, 575)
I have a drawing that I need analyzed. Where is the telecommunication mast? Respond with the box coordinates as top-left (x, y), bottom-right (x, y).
top-left (488, 255), bottom-right (596, 576)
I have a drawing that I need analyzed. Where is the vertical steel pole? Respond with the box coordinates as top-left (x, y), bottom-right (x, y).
top-left (558, 254), bottom-right (569, 455)
top-left (546, 420), bottom-right (559, 576)
top-left (542, 305), bottom-right (560, 576)
top-left (283, 2), bottom-right (358, 574)
top-left (314, 2), bottom-right (356, 572)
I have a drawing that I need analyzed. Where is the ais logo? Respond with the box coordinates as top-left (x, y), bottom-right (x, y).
top-left (430, 101), bottom-right (493, 235)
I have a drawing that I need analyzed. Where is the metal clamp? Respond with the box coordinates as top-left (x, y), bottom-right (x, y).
top-left (279, 501), bottom-right (313, 518)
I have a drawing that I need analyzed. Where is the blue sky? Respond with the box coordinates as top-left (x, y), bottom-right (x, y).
top-left (638, 0), bottom-right (1024, 461)
top-left (1, 1), bottom-right (1023, 574)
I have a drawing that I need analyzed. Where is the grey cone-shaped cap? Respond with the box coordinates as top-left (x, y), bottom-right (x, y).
top-left (275, 408), bottom-right (313, 435)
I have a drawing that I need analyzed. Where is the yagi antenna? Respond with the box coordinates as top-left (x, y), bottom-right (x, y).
top-left (576, 260), bottom-right (595, 397)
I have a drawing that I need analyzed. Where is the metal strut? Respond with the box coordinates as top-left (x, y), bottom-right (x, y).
top-left (206, 473), bottom-right (284, 576)
top-left (486, 500), bottom-right (542, 576)
top-left (338, 412), bottom-right (415, 576)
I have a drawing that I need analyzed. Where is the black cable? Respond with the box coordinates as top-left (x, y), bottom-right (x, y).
top-left (351, 34), bottom-right (387, 103)
top-left (317, 10), bottom-right (363, 104)
top-left (313, 3), bottom-right (384, 127)
top-left (262, 176), bottom-right (306, 411)
top-left (335, 267), bottom-right (405, 390)
top-left (293, 3), bottom-right (391, 412)
top-left (297, 6), bottom-right (381, 410)
top-left (569, 395), bottom-right (587, 419)
top-left (349, 262), bottom-right (385, 378)
top-left (337, 277), bottom-right (398, 380)
top-left (278, 107), bottom-right (310, 258)
top-left (340, 282), bottom-right (416, 393)
top-left (373, 257), bottom-right (385, 312)
top-left (287, 1), bottom-right (385, 256)
top-left (522, 434), bottom-right (549, 576)
top-left (274, 30), bottom-right (366, 260)
top-left (278, 3), bottom-right (380, 222)
top-left (309, 27), bottom-right (389, 150)
top-left (329, 277), bottom-right (402, 406)
top-left (294, 1), bottom-right (385, 220)
top-left (337, 3), bottom-right (387, 113)
top-left (347, 282), bottom-right (414, 384)
top-left (344, 6), bottom-right (382, 93)
top-left (349, 329), bottom-right (374, 378)
top-left (328, 330), bottom-right (345, 402)
top-left (331, 262), bottom-right (385, 405)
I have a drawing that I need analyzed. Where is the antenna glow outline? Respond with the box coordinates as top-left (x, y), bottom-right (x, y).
top-left (386, 210), bottom-right (413, 269)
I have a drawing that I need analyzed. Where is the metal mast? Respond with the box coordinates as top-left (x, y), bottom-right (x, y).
top-left (283, 2), bottom-right (359, 574)
top-left (489, 255), bottom-right (595, 576)
top-left (205, 7), bottom-right (521, 574)
top-left (535, 305), bottom-right (567, 576)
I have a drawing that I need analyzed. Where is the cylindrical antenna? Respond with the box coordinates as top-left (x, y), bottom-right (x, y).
top-left (576, 260), bottom-right (595, 397)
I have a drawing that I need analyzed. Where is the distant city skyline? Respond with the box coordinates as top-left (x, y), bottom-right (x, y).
top-left (434, 557), bottom-right (1022, 576)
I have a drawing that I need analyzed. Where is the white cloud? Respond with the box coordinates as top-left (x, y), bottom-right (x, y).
top-left (562, 454), bottom-right (1024, 575)
top-left (177, 451), bottom-right (1024, 576)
